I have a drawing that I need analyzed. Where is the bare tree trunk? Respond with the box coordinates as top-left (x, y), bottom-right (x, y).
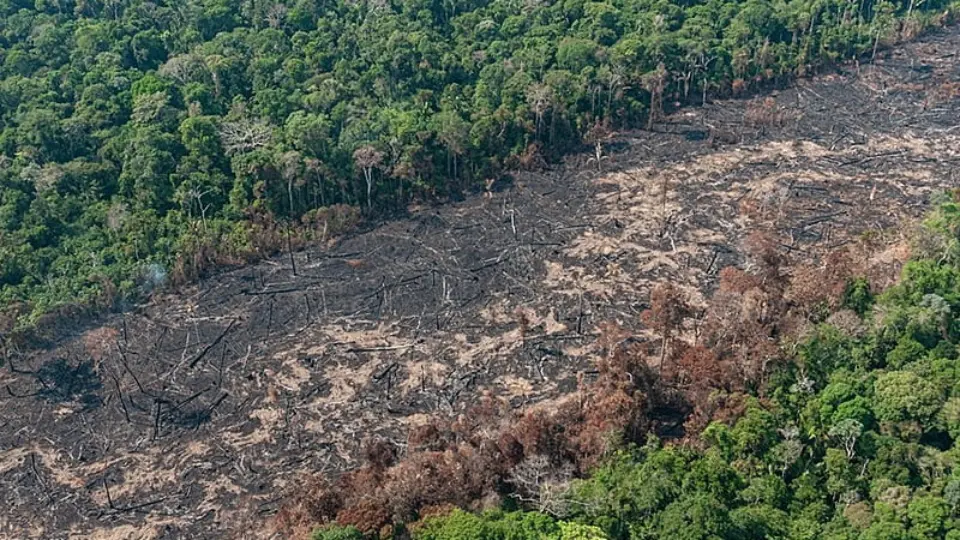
top-left (659, 335), bottom-right (668, 374)
top-left (287, 178), bottom-right (295, 217)
top-left (364, 169), bottom-right (373, 209)
top-left (286, 224), bottom-right (297, 277)
top-left (321, 175), bottom-right (326, 207)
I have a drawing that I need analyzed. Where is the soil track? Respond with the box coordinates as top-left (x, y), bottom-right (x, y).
top-left (2, 28), bottom-right (959, 539)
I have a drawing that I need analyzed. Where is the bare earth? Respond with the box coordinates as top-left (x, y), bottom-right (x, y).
top-left (2, 27), bottom-right (959, 539)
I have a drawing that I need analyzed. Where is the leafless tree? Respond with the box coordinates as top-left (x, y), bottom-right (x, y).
top-left (605, 63), bottom-right (628, 112)
top-left (526, 83), bottom-right (555, 139)
top-left (353, 145), bottom-right (383, 209)
top-left (584, 122), bottom-right (613, 172)
top-left (279, 150), bottom-right (304, 216)
top-left (266, 3), bottom-right (287, 28)
top-left (158, 53), bottom-right (203, 85)
top-left (642, 63), bottom-right (668, 129)
top-left (189, 187), bottom-right (215, 231)
top-left (509, 454), bottom-right (574, 516)
top-left (366, 0), bottom-right (390, 13)
top-left (219, 119), bottom-right (273, 155)
top-left (829, 419), bottom-right (863, 459)
top-left (106, 202), bottom-right (129, 232)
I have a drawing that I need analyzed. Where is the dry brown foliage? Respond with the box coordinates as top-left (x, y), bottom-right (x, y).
top-left (744, 97), bottom-right (784, 128)
top-left (82, 327), bottom-right (119, 363)
top-left (731, 78), bottom-right (748, 96)
top-left (517, 142), bottom-right (548, 171)
top-left (927, 81), bottom-right (960, 107)
top-left (787, 248), bottom-right (858, 316)
top-left (274, 330), bottom-right (663, 537)
top-left (685, 392), bottom-right (749, 436)
top-left (275, 230), bottom-right (893, 536)
top-left (642, 283), bottom-right (693, 373)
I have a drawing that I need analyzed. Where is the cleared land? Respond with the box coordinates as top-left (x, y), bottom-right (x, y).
top-left (2, 28), bottom-right (959, 539)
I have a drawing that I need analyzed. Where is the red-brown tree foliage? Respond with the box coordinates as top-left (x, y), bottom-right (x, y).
top-left (641, 283), bottom-right (693, 373)
top-left (275, 232), bottom-right (881, 537)
top-left (274, 328), bottom-right (664, 537)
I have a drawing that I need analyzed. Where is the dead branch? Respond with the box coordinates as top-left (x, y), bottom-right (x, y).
top-left (346, 344), bottom-right (415, 353)
top-left (218, 119), bottom-right (273, 155)
top-left (189, 320), bottom-right (238, 369)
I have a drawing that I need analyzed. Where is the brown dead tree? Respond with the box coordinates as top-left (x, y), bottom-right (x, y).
top-left (641, 283), bottom-right (692, 374)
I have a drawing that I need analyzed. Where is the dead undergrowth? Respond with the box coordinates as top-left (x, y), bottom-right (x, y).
top-left (2, 27), bottom-right (959, 540)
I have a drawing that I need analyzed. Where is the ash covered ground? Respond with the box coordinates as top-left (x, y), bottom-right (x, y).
top-left (2, 28), bottom-right (959, 539)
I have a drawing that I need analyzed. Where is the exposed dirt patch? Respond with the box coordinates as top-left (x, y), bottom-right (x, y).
top-left (2, 27), bottom-right (959, 539)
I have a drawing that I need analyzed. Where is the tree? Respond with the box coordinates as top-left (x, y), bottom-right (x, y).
top-left (279, 150), bottom-right (304, 217)
top-left (656, 494), bottom-right (738, 540)
top-left (827, 419), bottom-right (863, 459)
top-left (353, 145), bottom-right (383, 209)
top-left (870, 1), bottom-right (897, 61)
top-left (907, 496), bottom-right (949, 539)
top-left (118, 127), bottom-right (178, 212)
top-left (526, 83), bottom-right (555, 140)
top-left (556, 38), bottom-right (598, 72)
top-left (873, 371), bottom-right (943, 425)
top-left (939, 396), bottom-right (960, 440)
top-left (158, 53), bottom-right (205, 85)
top-left (641, 282), bottom-right (692, 373)
top-left (509, 454), bottom-right (574, 516)
top-left (311, 525), bottom-right (364, 540)
top-left (304, 157), bottom-right (330, 207)
top-left (860, 521), bottom-right (911, 540)
top-left (583, 122), bottom-right (613, 172)
top-left (16, 108), bottom-right (70, 162)
top-left (180, 116), bottom-right (222, 159)
top-left (432, 110), bottom-right (470, 181)
top-left (641, 63), bottom-right (668, 129)
top-left (556, 522), bottom-right (608, 540)
top-left (219, 119), bottom-right (273, 155)
top-left (413, 509), bottom-right (501, 540)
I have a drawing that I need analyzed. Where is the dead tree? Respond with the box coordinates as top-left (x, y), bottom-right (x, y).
top-left (158, 53), bottom-right (203, 85)
top-left (508, 454), bottom-right (573, 516)
top-left (279, 150), bottom-right (304, 217)
top-left (219, 119), bottom-right (273, 155)
top-left (641, 283), bottom-right (692, 374)
top-left (526, 83), bottom-right (555, 141)
top-left (642, 63), bottom-right (668, 130)
top-left (584, 121), bottom-right (613, 172)
top-left (353, 145), bottom-right (384, 209)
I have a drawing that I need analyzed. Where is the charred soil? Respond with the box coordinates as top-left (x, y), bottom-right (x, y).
top-left (2, 28), bottom-right (960, 539)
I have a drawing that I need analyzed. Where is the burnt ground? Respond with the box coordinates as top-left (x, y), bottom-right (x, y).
top-left (2, 28), bottom-right (959, 540)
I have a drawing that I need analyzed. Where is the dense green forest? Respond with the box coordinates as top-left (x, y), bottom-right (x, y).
top-left (0, 0), bottom-right (955, 327)
top-left (295, 196), bottom-right (960, 539)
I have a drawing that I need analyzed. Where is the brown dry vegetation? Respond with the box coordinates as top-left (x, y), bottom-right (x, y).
top-left (272, 218), bottom-right (911, 537)
top-left (275, 334), bottom-right (664, 537)
top-left (2, 28), bottom-right (959, 539)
